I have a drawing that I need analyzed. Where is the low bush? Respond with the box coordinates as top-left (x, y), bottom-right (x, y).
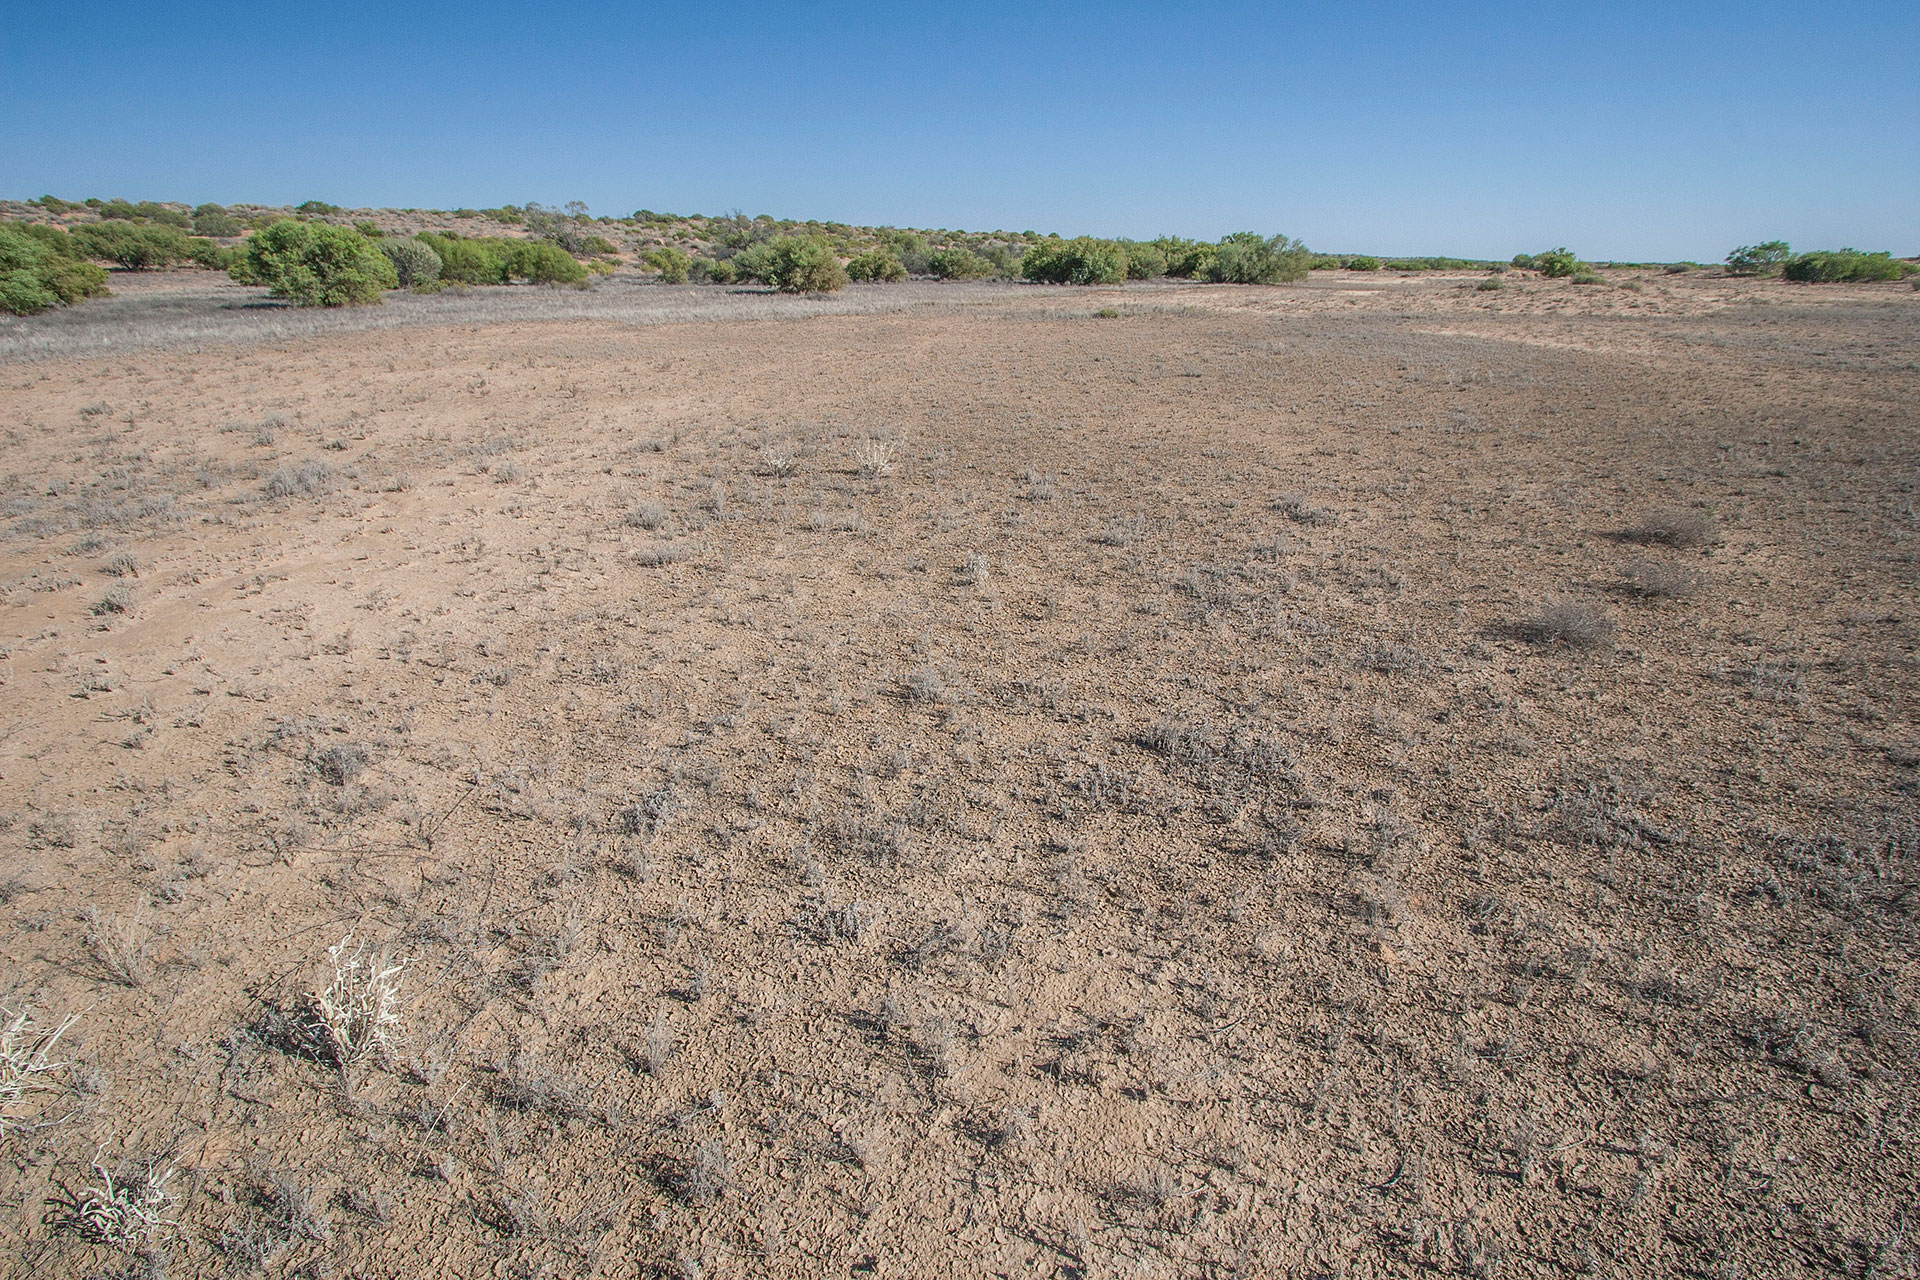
top-left (182, 238), bottom-right (236, 271)
top-left (1510, 253), bottom-right (1535, 270)
top-left (379, 237), bottom-right (443, 288)
top-left (1347, 255), bottom-right (1381, 271)
top-left (192, 203), bottom-right (243, 238)
top-left (1780, 249), bottom-right (1911, 283)
top-left (70, 222), bottom-right (193, 270)
top-left (1531, 247), bottom-right (1581, 278)
top-left (504, 240), bottom-right (588, 285)
top-left (730, 242), bottom-right (775, 283)
top-left (1022, 237), bottom-right (1127, 285)
top-left (417, 232), bottom-right (510, 285)
top-left (234, 219), bottom-right (397, 306)
top-left (0, 224), bottom-right (110, 314)
top-left (845, 250), bottom-right (907, 282)
top-left (926, 247), bottom-right (992, 280)
top-left (1207, 232), bottom-right (1311, 284)
top-left (1121, 241), bottom-right (1167, 280)
top-left (761, 237), bottom-right (846, 293)
top-left (97, 199), bottom-right (190, 229)
top-left (1155, 237), bottom-right (1216, 279)
top-left (1724, 241), bottom-right (1791, 277)
top-left (690, 257), bottom-right (736, 284)
top-left (644, 246), bottom-right (691, 283)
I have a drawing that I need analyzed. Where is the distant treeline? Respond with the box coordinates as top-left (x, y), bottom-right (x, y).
top-left (3, 194), bottom-right (1915, 314)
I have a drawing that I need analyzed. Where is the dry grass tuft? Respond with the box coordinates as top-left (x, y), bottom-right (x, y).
top-left (306, 935), bottom-right (406, 1069)
top-left (0, 1003), bottom-right (78, 1135)
top-left (1519, 599), bottom-right (1617, 649)
top-left (1628, 506), bottom-right (1717, 548)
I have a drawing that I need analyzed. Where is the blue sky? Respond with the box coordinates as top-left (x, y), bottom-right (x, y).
top-left (4, 0), bottom-right (1915, 260)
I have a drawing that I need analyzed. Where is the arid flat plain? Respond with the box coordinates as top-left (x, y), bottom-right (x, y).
top-left (2, 268), bottom-right (1916, 1278)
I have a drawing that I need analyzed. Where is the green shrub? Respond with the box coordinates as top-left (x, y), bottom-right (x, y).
top-left (505, 240), bottom-right (588, 285)
top-left (191, 204), bottom-right (243, 238)
top-left (1121, 241), bottom-right (1167, 280)
top-left (69, 222), bottom-right (192, 270)
top-left (97, 199), bottom-right (188, 227)
top-left (296, 200), bottom-right (341, 217)
top-left (1476, 276), bottom-right (1504, 291)
top-left (418, 232), bottom-right (511, 285)
top-left (1569, 270), bottom-right (1604, 285)
top-left (927, 247), bottom-right (992, 280)
top-left (1207, 232), bottom-right (1311, 284)
top-left (691, 257), bottom-right (736, 285)
top-left (730, 242), bottom-right (775, 284)
top-left (379, 237), bottom-right (443, 288)
top-left (1724, 241), bottom-right (1791, 277)
top-left (182, 237), bottom-right (236, 271)
top-left (0, 224), bottom-right (110, 314)
top-left (1347, 255), bottom-right (1381, 271)
top-left (1153, 237), bottom-right (1215, 278)
top-left (15, 222), bottom-right (80, 257)
top-left (643, 246), bottom-right (691, 283)
top-left (580, 234), bottom-right (621, 258)
top-left (1022, 237), bottom-right (1127, 285)
top-left (845, 250), bottom-right (907, 282)
top-left (1780, 249), bottom-right (1911, 283)
top-left (1510, 253), bottom-right (1535, 271)
top-left (760, 237), bottom-right (846, 293)
top-left (1530, 247), bottom-right (1581, 278)
top-left (234, 219), bottom-right (397, 306)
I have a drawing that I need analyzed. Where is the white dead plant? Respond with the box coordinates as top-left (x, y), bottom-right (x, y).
top-left (307, 935), bottom-right (406, 1069)
top-left (1, 1003), bottom-right (78, 1136)
top-left (854, 439), bottom-right (897, 478)
top-left (72, 1151), bottom-right (178, 1246)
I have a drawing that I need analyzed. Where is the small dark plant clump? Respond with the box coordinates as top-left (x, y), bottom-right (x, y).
top-left (1623, 558), bottom-right (1702, 599)
top-left (1347, 255), bottom-right (1382, 271)
top-left (1520, 600), bottom-right (1616, 650)
top-left (1628, 507), bottom-right (1717, 548)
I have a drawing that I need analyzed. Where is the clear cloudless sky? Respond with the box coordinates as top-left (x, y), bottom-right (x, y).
top-left (3, 0), bottom-right (1915, 261)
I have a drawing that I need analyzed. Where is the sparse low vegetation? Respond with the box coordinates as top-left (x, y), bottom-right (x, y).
top-left (0, 191), bottom-right (1914, 1280)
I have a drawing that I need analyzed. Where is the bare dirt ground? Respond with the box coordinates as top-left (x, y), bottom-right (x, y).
top-left (1, 269), bottom-right (1917, 1278)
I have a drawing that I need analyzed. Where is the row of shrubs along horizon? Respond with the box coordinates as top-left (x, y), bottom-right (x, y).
top-left (5, 208), bottom-right (1916, 313)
